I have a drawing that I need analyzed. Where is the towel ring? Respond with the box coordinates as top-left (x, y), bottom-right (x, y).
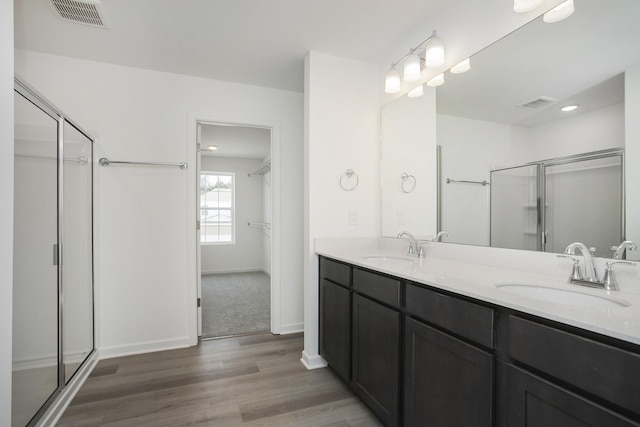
top-left (401, 173), bottom-right (416, 193)
top-left (340, 169), bottom-right (359, 191)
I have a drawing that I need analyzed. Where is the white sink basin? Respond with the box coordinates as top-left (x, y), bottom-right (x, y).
top-left (495, 283), bottom-right (631, 309)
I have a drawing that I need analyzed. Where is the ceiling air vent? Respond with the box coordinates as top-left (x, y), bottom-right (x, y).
top-left (49, 0), bottom-right (110, 28)
top-left (519, 96), bottom-right (558, 109)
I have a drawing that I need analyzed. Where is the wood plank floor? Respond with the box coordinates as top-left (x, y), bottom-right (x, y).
top-left (57, 333), bottom-right (381, 426)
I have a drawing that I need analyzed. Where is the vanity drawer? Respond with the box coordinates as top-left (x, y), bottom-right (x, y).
top-left (508, 315), bottom-right (640, 416)
top-left (320, 257), bottom-right (351, 287)
top-left (405, 283), bottom-right (495, 348)
top-left (353, 268), bottom-right (401, 308)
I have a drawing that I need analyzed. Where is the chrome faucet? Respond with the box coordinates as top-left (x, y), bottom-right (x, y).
top-left (560, 242), bottom-right (637, 291)
top-left (397, 231), bottom-right (425, 258)
top-left (612, 240), bottom-right (638, 260)
top-left (564, 242), bottom-right (599, 283)
top-left (432, 230), bottom-right (450, 242)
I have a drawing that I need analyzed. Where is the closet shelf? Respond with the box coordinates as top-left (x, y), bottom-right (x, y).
top-left (248, 159), bottom-right (271, 177)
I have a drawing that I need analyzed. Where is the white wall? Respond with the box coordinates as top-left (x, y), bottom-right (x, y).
top-left (303, 51), bottom-right (380, 368)
top-left (526, 103), bottom-right (625, 161)
top-left (381, 92), bottom-right (437, 239)
top-left (1, 1), bottom-right (14, 423)
top-left (437, 115), bottom-right (525, 246)
top-left (15, 49), bottom-right (304, 357)
top-left (626, 66), bottom-right (640, 261)
top-left (262, 170), bottom-right (272, 274)
top-left (200, 156), bottom-right (264, 274)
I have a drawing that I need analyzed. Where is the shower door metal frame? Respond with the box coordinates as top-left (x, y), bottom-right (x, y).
top-left (490, 148), bottom-right (625, 253)
top-left (14, 76), bottom-right (97, 427)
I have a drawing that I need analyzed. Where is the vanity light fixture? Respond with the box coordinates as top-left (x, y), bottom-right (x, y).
top-left (561, 104), bottom-right (578, 112)
top-left (384, 29), bottom-right (446, 93)
top-left (207, 145), bottom-right (218, 151)
top-left (543, 0), bottom-right (575, 23)
top-left (408, 84), bottom-right (424, 98)
top-left (403, 50), bottom-right (422, 82)
top-left (427, 73), bottom-right (445, 87)
top-left (450, 58), bottom-right (471, 74)
top-left (424, 31), bottom-right (445, 68)
top-left (385, 67), bottom-right (402, 94)
top-left (513, 0), bottom-right (544, 13)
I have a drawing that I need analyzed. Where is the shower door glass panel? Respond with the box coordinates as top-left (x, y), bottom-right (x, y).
top-left (62, 120), bottom-right (94, 383)
top-left (544, 156), bottom-right (623, 257)
top-left (490, 165), bottom-right (539, 251)
top-left (12, 91), bottom-right (60, 427)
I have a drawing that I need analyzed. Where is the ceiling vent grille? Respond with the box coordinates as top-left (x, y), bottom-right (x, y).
top-left (49, 0), bottom-right (110, 28)
top-left (519, 96), bottom-right (558, 109)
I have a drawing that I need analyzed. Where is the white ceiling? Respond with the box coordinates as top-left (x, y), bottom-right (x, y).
top-left (14, 0), bottom-right (458, 93)
top-left (200, 123), bottom-right (270, 159)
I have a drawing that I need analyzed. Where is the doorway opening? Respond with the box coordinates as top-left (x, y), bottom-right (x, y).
top-left (197, 122), bottom-right (272, 339)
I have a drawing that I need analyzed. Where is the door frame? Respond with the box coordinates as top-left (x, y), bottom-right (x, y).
top-left (187, 112), bottom-right (281, 344)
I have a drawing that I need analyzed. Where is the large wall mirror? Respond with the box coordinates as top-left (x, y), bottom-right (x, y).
top-left (380, 0), bottom-right (640, 259)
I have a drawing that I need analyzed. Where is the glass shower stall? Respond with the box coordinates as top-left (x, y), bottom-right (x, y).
top-left (490, 149), bottom-right (624, 256)
top-left (13, 77), bottom-right (96, 426)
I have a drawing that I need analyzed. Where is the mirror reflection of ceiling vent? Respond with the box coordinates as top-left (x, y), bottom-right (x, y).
top-left (49, 0), bottom-right (110, 28)
top-left (519, 96), bottom-right (558, 109)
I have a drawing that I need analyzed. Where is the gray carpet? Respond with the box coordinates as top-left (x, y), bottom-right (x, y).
top-left (201, 272), bottom-right (270, 338)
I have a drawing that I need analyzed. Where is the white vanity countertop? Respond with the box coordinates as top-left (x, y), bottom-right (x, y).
top-left (315, 237), bottom-right (640, 346)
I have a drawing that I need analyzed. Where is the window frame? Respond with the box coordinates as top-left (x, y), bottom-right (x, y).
top-left (199, 171), bottom-right (236, 245)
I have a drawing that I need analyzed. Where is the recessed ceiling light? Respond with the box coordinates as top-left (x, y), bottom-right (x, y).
top-left (207, 145), bottom-right (218, 151)
top-left (561, 105), bottom-right (579, 112)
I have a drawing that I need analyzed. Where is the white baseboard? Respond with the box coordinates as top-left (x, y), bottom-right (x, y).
top-left (278, 322), bottom-right (303, 335)
top-left (100, 336), bottom-right (191, 359)
top-left (35, 350), bottom-right (99, 427)
top-left (300, 350), bottom-right (328, 370)
top-left (12, 354), bottom-right (57, 371)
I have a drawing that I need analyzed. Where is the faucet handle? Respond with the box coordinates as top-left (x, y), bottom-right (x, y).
top-left (557, 254), bottom-right (582, 281)
top-left (602, 261), bottom-right (636, 291)
top-left (415, 240), bottom-right (429, 258)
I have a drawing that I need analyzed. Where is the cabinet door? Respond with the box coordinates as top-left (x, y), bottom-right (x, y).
top-left (319, 279), bottom-right (350, 381)
top-left (404, 317), bottom-right (493, 427)
top-left (352, 294), bottom-right (400, 427)
top-left (498, 362), bottom-right (640, 427)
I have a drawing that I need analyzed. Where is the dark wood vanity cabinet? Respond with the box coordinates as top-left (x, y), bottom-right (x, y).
top-left (352, 293), bottom-right (401, 427)
top-left (317, 256), bottom-right (640, 427)
top-left (319, 258), bottom-right (351, 382)
top-left (319, 278), bottom-right (350, 381)
top-left (498, 315), bottom-right (640, 427)
top-left (404, 284), bottom-right (494, 427)
top-left (498, 362), bottom-right (639, 427)
top-left (351, 267), bottom-right (402, 427)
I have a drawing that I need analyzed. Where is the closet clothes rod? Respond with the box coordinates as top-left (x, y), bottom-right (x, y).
top-left (248, 222), bottom-right (271, 230)
top-left (99, 158), bottom-right (188, 170)
top-left (446, 178), bottom-right (489, 186)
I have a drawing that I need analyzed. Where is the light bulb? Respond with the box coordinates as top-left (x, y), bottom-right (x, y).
top-left (543, 0), bottom-right (575, 23)
top-left (513, 0), bottom-right (544, 13)
top-left (408, 85), bottom-right (424, 98)
top-left (403, 53), bottom-right (421, 82)
top-left (427, 73), bottom-right (445, 87)
top-left (424, 31), bottom-right (445, 68)
top-left (385, 68), bottom-right (401, 94)
top-left (451, 58), bottom-right (471, 74)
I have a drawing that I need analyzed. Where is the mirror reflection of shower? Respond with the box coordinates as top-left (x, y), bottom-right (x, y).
top-left (490, 150), bottom-right (623, 257)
